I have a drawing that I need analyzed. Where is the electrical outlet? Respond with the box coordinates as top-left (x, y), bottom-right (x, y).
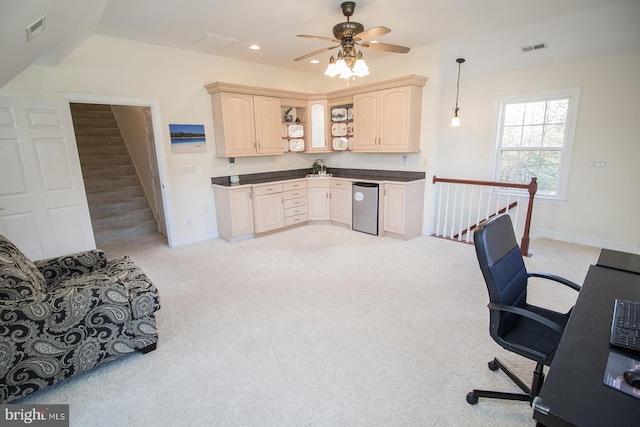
top-left (422, 158), bottom-right (428, 167)
top-left (591, 160), bottom-right (607, 168)
top-left (402, 155), bottom-right (408, 166)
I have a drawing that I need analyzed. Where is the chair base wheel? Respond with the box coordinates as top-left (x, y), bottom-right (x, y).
top-left (466, 392), bottom-right (479, 405)
top-left (488, 360), bottom-right (499, 371)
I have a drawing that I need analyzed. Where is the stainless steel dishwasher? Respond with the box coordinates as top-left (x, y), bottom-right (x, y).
top-left (352, 182), bottom-right (379, 235)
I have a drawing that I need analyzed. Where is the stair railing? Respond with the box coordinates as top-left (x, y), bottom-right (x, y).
top-left (432, 176), bottom-right (538, 256)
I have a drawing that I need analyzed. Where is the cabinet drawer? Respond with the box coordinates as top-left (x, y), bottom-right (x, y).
top-left (284, 196), bottom-right (308, 209)
top-left (283, 180), bottom-right (307, 191)
top-left (284, 204), bottom-right (308, 218)
top-left (330, 179), bottom-right (351, 189)
top-left (253, 183), bottom-right (283, 196)
top-left (284, 189), bottom-right (307, 200)
top-left (285, 212), bottom-right (309, 226)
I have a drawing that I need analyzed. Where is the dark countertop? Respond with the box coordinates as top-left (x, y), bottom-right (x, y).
top-left (211, 168), bottom-right (425, 187)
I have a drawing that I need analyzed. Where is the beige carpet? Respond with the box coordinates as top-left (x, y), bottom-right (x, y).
top-left (19, 224), bottom-right (599, 426)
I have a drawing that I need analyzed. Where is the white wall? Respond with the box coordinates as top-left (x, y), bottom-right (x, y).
top-left (436, 51), bottom-right (640, 252)
top-left (1, 34), bottom-right (638, 252)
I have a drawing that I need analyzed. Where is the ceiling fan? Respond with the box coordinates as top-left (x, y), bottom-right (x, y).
top-left (294, 1), bottom-right (410, 68)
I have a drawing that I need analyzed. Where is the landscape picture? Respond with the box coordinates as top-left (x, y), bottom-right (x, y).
top-left (170, 123), bottom-right (206, 153)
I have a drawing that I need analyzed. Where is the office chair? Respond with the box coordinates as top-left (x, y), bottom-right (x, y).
top-left (466, 214), bottom-right (580, 405)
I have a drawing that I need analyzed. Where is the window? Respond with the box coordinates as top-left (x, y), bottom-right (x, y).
top-left (494, 88), bottom-right (580, 200)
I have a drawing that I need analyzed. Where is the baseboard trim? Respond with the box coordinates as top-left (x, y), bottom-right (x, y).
top-left (533, 229), bottom-right (639, 254)
top-left (175, 232), bottom-right (219, 247)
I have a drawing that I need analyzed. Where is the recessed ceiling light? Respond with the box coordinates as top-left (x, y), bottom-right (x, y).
top-left (369, 40), bottom-right (380, 44)
top-left (310, 59), bottom-right (320, 64)
top-left (248, 44), bottom-right (261, 50)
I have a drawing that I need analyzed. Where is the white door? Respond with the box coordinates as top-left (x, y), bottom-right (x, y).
top-left (0, 97), bottom-right (95, 260)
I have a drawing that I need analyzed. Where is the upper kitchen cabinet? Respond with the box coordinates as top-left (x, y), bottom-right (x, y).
top-left (209, 92), bottom-right (282, 157)
top-left (352, 82), bottom-right (425, 153)
top-left (305, 99), bottom-right (330, 153)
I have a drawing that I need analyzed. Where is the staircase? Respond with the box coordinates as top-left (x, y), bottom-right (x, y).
top-left (71, 103), bottom-right (157, 244)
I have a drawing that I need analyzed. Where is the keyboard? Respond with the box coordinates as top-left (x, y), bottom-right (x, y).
top-left (610, 299), bottom-right (640, 351)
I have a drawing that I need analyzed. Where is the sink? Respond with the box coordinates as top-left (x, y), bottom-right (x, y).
top-left (307, 174), bottom-right (332, 177)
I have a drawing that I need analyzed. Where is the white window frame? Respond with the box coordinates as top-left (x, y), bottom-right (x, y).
top-left (493, 87), bottom-right (581, 204)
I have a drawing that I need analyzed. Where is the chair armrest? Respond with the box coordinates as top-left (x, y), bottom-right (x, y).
top-left (35, 250), bottom-right (108, 286)
top-left (488, 302), bottom-right (565, 334)
top-left (528, 272), bottom-right (581, 292)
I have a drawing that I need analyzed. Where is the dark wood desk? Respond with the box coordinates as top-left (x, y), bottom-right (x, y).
top-left (532, 265), bottom-right (640, 426)
top-left (597, 248), bottom-right (640, 275)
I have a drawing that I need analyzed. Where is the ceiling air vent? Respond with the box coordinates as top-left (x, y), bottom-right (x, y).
top-left (26, 15), bottom-right (46, 42)
top-left (194, 33), bottom-right (238, 49)
top-left (521, 42), bottom-right (547, 53)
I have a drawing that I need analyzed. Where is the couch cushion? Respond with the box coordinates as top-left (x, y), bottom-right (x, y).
top-left (0, 234), bottom-right (47, 300)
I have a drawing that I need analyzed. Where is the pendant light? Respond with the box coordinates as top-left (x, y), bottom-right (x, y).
top-left (451, 58), bottom-right (465, 127)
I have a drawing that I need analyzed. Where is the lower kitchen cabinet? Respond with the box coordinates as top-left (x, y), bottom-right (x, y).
top-left (382, 181), bottom-right (425, 239)
top-left (307, 178), bottom-right (331, 221)
top-left (212, 185), bottom-right (254, 241)
top-left (330, 179), bottom-right (352, 226)
top-left (253, 183), bottom-right (284, 234)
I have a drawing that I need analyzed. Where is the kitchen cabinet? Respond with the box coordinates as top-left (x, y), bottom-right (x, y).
top-left (307, 177), bottom-right (331, 221)
top-left (283, 179), bottom-right (308, 226)
top-left (212, 185), bottom-right (254, 242)
top-left (253, 183), bottom-right (284, 234)
top-left (352, 85), bottom-right (423, 153)
top-left (210, 92), bottom-right (283, 157)
top-left (305, 100), bottom-right (330, 152)
top-left (382, 180), bottom-right (425, 239)
top-left (330, 179), bottom-right (352, 226)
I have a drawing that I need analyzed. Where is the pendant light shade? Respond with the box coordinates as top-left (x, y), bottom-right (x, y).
top-left (451, 58), bottom-right (465, 127)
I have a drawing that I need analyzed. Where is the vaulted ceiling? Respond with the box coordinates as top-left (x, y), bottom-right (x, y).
top-left (1, 0), bottom-right (639, 88)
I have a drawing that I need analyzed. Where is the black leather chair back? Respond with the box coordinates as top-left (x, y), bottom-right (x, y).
top-left (474, 215), bottom-right (528, 335)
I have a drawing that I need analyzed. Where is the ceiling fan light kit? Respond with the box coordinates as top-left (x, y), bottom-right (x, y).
top-left (296, 2), bottom-right (409, 80)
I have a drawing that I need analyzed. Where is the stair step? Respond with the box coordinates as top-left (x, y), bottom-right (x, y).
top-left (80, 156), bottom-right (132, 168)
top-left (92, 208), bottom-right (154, 228)
top-left (84, 175), bottom-right (140, 191)
top-left (72, 118), bottom-right (118, 128)
top-left (93, 220), bottom-right (157, 244)
top-left (74, 127), bottom-right (122, 137)
top-left (86, 186), bottom-right (145, 203)
top-left (89, 197), bottom-right (150, 216)
top-left (70, 103), bottom-right (112, 112)
top-left (78, 145), bottom-right (128, 157)
top-left (82, 165), bottom-right (136, 179)
top-left (76, 136), bottom-right (125, 147)
top-left (71, 110), bottom-right (114, 120)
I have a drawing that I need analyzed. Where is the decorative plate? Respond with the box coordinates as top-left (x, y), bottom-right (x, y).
top-left (282, 139), bottom-right (290, 152)
top-left (331, 108), bottom-right (347, 121)
top-left (287, 124), bottom-right (304, 138)
top-left (347, 107), bottom-right (353, 120)
top-left (332, 137), bottom-right (348, 150)
top-left (348, 137), bottom-right (354, 150)
top-left (331, 122), bottom-right (348, 137)
top-left (289, 139), bottom-right (305, 152)
top-left (347, 122), bottom-right (354, 136)
top-left (281, 125), bottom-right (288, 138)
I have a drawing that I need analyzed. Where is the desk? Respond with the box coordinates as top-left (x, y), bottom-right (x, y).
top-left (532, 264), bottom-right (640, 426)
top-left (597, 248), bottom-right (640, 275)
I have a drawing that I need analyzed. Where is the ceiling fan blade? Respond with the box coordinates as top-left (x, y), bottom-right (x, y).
top-left (354, 26), bottom-right (391, 42)
top-left (294, 45), bottom-right (339, 62)
top-left (297, 34), bottom-right (340, 43)
top-left (361, 42), bottom-right (410, 54)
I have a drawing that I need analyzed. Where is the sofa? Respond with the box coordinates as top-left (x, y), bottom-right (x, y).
top-left (0, 234), bottom-right (160, 403)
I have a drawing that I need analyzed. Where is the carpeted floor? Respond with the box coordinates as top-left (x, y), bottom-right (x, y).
top-left (18, 224), bottom-right (599, 426)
